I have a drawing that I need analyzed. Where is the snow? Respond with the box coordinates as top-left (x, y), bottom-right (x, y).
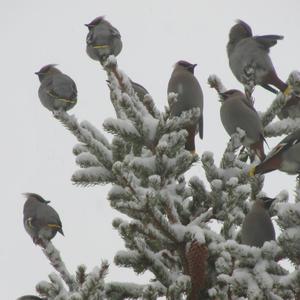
top-left (207, 74), bottom-right (227, 93)
top-left (211, 179), bottom-right (223, 190)
top-left (72, 167), bottom-right (112, 184)
top-left (265, 117), bottom-right (300, 137)
top-left (234, 184), bottom-right (251, 197)
top-left (80, 120), bottom-right (111, 148)
top-left (142, 114), bottom-right (159, 142)
top-left (261, 241), bottom-right (281, 260)
top-left (185, 224), bottom-right (206, 243)
top-left (226, 177), bottom-right (239, 187)
top-left (76, 152), bottom-right (101, 167)
top-left (130, 156), bottom-right (156, 173)
top-left (288, 70), bottom-right (300, 94)
top-left (276, 202), bottom-right (300, 226)
top-left (103, 117), bottom-right (141, 137)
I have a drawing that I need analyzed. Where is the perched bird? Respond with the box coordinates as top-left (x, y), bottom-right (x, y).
top-left (241, 197), bottom-right (275, 247)
top-left (167, 60), bottom-right (204, 153)
top-left (17, 296), bottom-right (44, 300)
top-left (227, 20), bottom-right (288, 97)
top-left (131, 80), bottom-right (149, 102)
top-left (85, 16), bottom-right (122, 62)
top-left (106, 79), bottom-right (149, 102)
top-left (23, 193), bottom-right (64, 247)
top-left (35, 65), bottom-right (77, 112)
top-left (250, 129), bottom-right (300, 176)
top-left (219, 89), bottom-right (266, 161)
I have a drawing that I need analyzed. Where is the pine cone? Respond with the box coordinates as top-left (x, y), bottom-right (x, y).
top-left (186, 240), bottom-right (208, 300)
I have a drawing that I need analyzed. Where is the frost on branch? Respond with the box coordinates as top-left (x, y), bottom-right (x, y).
top-left (24, 55), bottom-right (300, 300)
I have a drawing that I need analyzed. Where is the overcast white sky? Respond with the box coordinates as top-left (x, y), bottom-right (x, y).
top-left (1, 1), bottom-right (300, 299)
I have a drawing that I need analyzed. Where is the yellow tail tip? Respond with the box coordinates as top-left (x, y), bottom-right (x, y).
top-left (284, 85), bottom-right (292, 96)
top-left (47, 224), bottom-right (61, 229)
top-left (249, 167), bottom-right (256, 177)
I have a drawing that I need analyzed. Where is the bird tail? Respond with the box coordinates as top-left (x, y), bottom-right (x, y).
top-left (268, 72), bottom-right (288, 93)
top-left (250, 140), bottom-right (266, 161)
top-left (48, 224), bottom-right (64, 236)
top-left (251, 155), bottom-right (282, 176)
top-left (185, 126), bottom-right (196, 152)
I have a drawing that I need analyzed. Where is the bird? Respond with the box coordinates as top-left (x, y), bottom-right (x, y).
top-left (17, 296), bottom-right (44, 300)
top-left (23, 193), bottom-right (64, 247)
top-left (106, 79), bottom-right (149, 102)
top-left (167, 60), bottom-right (204, 153)
top-left (35, 64), bottom-right (77, 112)
top-left (241, 197), bottom-right (275, 247)
top-left (250, 129), bottom-right (300, 176)
top-left (227, 20), bottom-right (289, 98)
top-left (131, 80), bottom-right (149, 102)
top-left (85, 16), bottom-right (122, 62)
top-left (219, 89), bottom-right (266, 161)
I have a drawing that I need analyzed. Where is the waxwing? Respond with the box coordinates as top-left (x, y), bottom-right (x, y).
top-left (250, 129), bottom-right (300, 176)
top-left (219, 89), bottom-right (265, 161)
top-left (241, 197), bottom-right (275, 247)
top-left (23, 193), bottom-right (64, 247)
top-left (167, 60), bottom-right (204, 153)
top-left (35, 64), bottom-right (77, 112)
top-left (227, 20), bottom-right (288, 97)
top-left (106, 79), bottom-right (149, 102)
top-left (131, 80), bottom-right (149, 102)
top-left (85, 16), bottom-right (122, 62)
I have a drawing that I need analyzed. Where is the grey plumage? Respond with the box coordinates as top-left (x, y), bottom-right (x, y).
top-left (167, 60), bottom-right (204, 152)
top-left (252, 129), bottom-right (300, 175)
top-left (106, 79), bottom-right (149, 102)
top-left (227, 20), bottom-right (287, 95)
top-left (17, 296), bottom-right (44, 300)
top-left (35, 64), bottom-right (77, 112)
top-left (85, 16), bottom-right (122, 62)
top-left (23, 193), bottom-right (63, 247)
top-left (241, 197), bottom-right (275, 247)
top-left (219, 89), bottom-right (265, 160)
top-left (131, 80), bottom-right (149, 102)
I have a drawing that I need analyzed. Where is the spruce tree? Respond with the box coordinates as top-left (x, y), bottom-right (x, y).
top-left (19, 38), bottom-right (300, 300)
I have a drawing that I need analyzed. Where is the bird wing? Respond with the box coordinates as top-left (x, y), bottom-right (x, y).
top-left (50, 74), bottom-right (77, 101)
top-left (254, 35), bottom-right (284, 51)
top-left (35, 204), bottom-right (63, 234)
top-left (265, 131), bottom-right (300, 160)
top-left (110, 25), bottom-right (121, 38)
